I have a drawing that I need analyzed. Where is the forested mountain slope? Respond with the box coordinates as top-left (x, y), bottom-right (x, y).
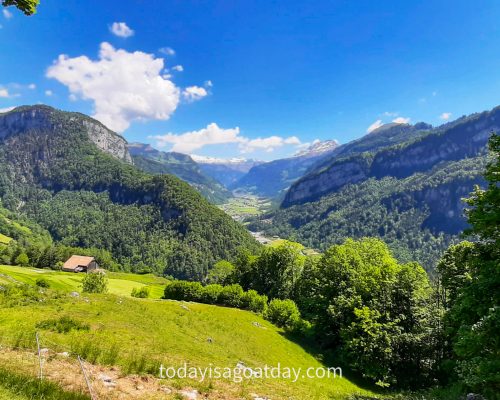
top-left (255, 107), bottom-right (499, 271)
top-left (129, 143), bottom-right (231, 204)
top-left (0, 105), bottom-right (258, 279)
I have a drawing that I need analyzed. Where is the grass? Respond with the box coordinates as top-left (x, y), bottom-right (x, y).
top-left (0, 233), bottom-right (12, 244)
top-left (0, 265), bottom-right (168, 299)
top-left (0, 368), bottom-right (89, 400)
top-left (0, 287), bottom-right (379, 399)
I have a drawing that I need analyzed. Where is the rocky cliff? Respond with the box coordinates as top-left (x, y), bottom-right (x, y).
top-left (0, 105), bottom-right (132, 163)
top-left (283, 106), bottom-right (499, 207)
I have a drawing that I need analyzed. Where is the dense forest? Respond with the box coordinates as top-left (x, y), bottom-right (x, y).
top-left (0, 106), bottom-right (259, 279)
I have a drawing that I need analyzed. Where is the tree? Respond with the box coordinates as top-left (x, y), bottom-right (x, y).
top-left (14, 252), bottom-right (29, 267)
top-left (236, 241), bottom-right (305, 300)
top-left (205, 260), bottom-right (235, 285)
top-left (2, 0), bottom-right (39, 16)
top-left (81, 271), bottom-right (108, 294)
top-left (438, 133), bottom-right (500, 397)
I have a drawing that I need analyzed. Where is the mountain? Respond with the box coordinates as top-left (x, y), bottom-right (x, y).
top-left (193, 155), bottom-right (263, 188)
top-left (128, 143), bottom-right (232, 204)
top-left (0, 105), bottom-right (258, 279)
top-left (231, 140), bottom-right (339, 198)
top-left (254, 107), bottom-right (499, 271)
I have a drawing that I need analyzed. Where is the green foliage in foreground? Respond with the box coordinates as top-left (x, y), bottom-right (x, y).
top-left (0, 367), bottom-right (89, 400)
top-left (2, 0), bottom-right (39, 16)
top-left (437, 134), bottom-right (500, 398)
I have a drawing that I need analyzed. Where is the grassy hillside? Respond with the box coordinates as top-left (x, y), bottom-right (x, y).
top-left (0, 273), bottom-right (377, 399)
top-left (0, 265), bottom-right (167, 298)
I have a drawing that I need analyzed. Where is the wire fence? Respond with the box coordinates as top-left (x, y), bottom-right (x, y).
top-left (0, 332), bottom-right (98, 399)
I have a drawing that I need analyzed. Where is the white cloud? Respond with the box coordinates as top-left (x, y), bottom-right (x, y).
top-left (182, 85), bottom-right (208, 102)
top-left (0, 88), bottom-right (9, 98)
top-left (0, 106), bottom-right (15, 113)
top-left (110, 22), bottom-right (134, 38)
top-left (151, 123), bottom-right (302, 154)
top-left (28, 83), bottom-right (36, 90)
top-left (440, 112), bottom-right (452, 121)
top-left (432, 91), bottom-right (438, 97)
top-left (159, 47), bottom-right (175, 56)
top-left (3, 9), bottom-right (13, 19)
top-left (367, 119), bottom-right (383, 133)
top-left (383, 111), bottom-right (398, 117)
top-left (47, 42), bottom-right (183, 132)
top-left (152, 123), bottom-right (241, 153)
top-left (392, 116), bottom-right (411, 124)
top-left (45, 90), bottom-right (53, 96)
top-left (205, 80), bottom-right (213, 87)
top-left (171, 65), bottom-right (184, 72)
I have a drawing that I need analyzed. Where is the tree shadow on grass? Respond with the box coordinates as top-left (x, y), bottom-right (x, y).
top-left (280, 329), bottom-right (391, 399)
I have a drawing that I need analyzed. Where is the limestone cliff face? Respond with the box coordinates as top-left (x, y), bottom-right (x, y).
top-left (283, 106), bottom-right (499, 207)
top-left (0, 105), bottom-right (132, 163)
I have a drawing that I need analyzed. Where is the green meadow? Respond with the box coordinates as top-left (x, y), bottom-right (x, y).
top-left (0, 266), bottom-right (378, 400)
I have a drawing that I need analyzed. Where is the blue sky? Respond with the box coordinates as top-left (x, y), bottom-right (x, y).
top-left (1, 0), bottom-right (499, 160)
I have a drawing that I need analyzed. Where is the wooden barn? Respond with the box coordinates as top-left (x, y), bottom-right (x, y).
top-left (62, 255), bottom-right (98, 273)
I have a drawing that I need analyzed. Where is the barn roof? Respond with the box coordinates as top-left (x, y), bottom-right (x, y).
top-left (63, 255), bottom-right (95, 270)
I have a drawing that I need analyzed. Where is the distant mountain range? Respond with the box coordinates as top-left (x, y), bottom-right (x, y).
top-left (252, 106), bottom-right (499, 271)
top-left (193, 155), bottom-right (263, 188)
top-left (229, 140), bottom-right (340, 197)
top-left (128, 143), bottom-right (232, 204)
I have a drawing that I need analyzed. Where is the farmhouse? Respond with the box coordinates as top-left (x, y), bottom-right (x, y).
top-left (62, 255), bottom-right (98, 273)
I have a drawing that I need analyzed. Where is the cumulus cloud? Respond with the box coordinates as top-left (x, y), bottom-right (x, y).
top-left (151, 123), bottom-right (302, 154)
top-left (152, 123), bottom-right (241, 153)
top-left (367, 119), bottom-right (383, 133)
top-left (171, 65), bottom-right (184, 72)
top-left (45, 90), bottom-right (53, 96)
top-left (182, 85), bottom-right (208, 102)
top-left (46, 42), bottom-right (183, 132)
top-left (28, 83), bottom-right (36, 90)
top-left (0, 88), bottom-right (9, 98)
top-left (3, 9), bottom-right (13, 19)
top-left (110, 22), bottom-right (134, 38)
top-left (383, 111), bottom-right (398, 117)
top-left (392, 116), bottom-right (411, 124)
top-left (159, 47), bottom-right (175, 56)
top-left (440, 112), bottom-right (452, 121)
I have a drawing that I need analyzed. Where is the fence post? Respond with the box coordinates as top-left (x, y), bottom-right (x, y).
top-left (35, 332), bottom-right (42, 380)
top-left (78, 355), bottom-right (96, 400)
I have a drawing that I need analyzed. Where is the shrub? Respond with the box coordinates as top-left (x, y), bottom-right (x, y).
top-left (218, 284), bottom-right (244, 307)
top-left (200, 284), bottom-right (223, 304)
top-left (241, 290), bottom-right (268, 313)
top-left (81, 271), bottom-right (108, 294)
top-left (35, 278), bottom-right (50, 288)
top-left (265, 299), bottom-right (301, 330)
top-left (131, 286), bottom-right (150, 298)
top-left (163, 281), bottom-right (203, 302)
top-left (14, 252), bottom-right (29, 267)
top-left (36, 316), bottom-right (89, 334)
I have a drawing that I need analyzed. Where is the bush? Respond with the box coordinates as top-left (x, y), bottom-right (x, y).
top-left (36, 316), bottom-right (90, 334)
top-left (35, 278), bottom-right (50, 288)
top-left (218, 284), bottom-right (244, 308)
top-left (81, 271), bottom-right (108, 294)
top-left (241, 290), bottom-right (268, 313)
top-left (265, 299), bottom-right (301, 330)
top-left (163, 281), bottom-right (203, 302)
top-left (200, 284), bottom-right (223, 304)
top-left (131, 286), bottom-right (150, 298)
